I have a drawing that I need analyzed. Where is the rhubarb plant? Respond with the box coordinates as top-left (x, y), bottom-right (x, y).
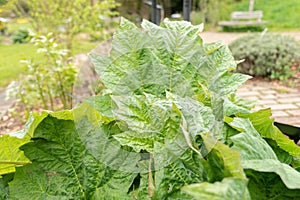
top-left (1, 18), bottom-right (300, 199)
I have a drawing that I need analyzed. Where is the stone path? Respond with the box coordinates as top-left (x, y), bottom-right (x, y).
top-left (0, 91), bottom-right (10, 117)
top-left (237, 81), bottom-right (300, 127)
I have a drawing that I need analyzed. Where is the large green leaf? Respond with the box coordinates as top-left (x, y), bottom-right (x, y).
top-left (229, 118), bottom-right (277, 160)
top-left (182, 177), bottom-right (250, 200)
top-left (202, 133), bottom-right (246, 181)
top-left (0, 173), bottom-right (13, 200)
top-left (0, 108), bottom-right (83, 178)
top-left (238, 109), bottom-right (300, 157)
top-left (153, 149), bottom-right (208, 199)
top-left (228, 117), bottom-right (300, 191)
top-left (84, 95), bottom-right (117, 119)
top-left (0, 135), bottom-right (31, 176)
top-left (91, 18), bottom-right (249, 100)
top-left (243, 159), bottom-right (300, 189)
top-left (9, 109), bottom-right (136, 199)
top-left (0, 112), bottom-right (46, 176)
top-left (246, 169), bottom-right (300, 200)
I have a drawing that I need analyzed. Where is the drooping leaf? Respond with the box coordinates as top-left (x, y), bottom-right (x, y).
top-left (243, 159), bottom-right (300, 189)
top-left (292, 156), bottom-right (300, 171)
top-left (202, 133), bottom-right (246, 181)
top-left (229, 118), bottom-right (277, 160)
top-left (0, 135), bottom-right (31, 176)
top-left (246, 169), bottom-right (300, 200)
top-left (182, 177), bottom-right (251, 200)
top-left (208, 72), bottom-right (251, 96)
top-left (228, 117), bottom-right (300, 190)
top-left (238, 109), bottom-right (300, 157)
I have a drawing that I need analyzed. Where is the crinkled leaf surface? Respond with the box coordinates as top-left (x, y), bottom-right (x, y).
top-left (90, 18), bottom-right (249, 100)
top-left (0, 173), bottom-right (13, 200)
top-left (153, 149), bottom-right (207, 199)
top-left (0, 109), bottom-right (80, 178)
top-left (84, 95), bottom-right (117, 119)
top-left (9, 108), bottom-right (136, 199)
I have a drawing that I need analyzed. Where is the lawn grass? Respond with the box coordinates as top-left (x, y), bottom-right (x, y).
top-left (0, 43), bottom-right (38, 89)
top-left (231, 0), bottom-right (300, 31)
top-left (0, 38), bottom-right (98, 90)
top-left (0, 18), bottom-right (100, 90)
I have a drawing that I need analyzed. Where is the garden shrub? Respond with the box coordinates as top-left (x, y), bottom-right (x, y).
top-left (6, 33), bottom-right (77, 116)
top-left (230, 33), bottom-right (300, 81)
top-left (1, 18), bottom-right (300, 199)
top-left (11, 28), bottom-right (31, 43)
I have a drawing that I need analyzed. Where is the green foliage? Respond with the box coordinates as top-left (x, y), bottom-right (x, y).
top-left (0, 43), bottom-right (38, 88)
top-left (0, 38), bottom-right (95, 89)
top-left (11, 28), bottom-right (31, 43)
top-left (191, 0), bottom-right (234, 27)
top-left (231, 0), bottom-right (300, 31)
top-left (1, 18), bottom-right (300, 199)
top-left (6, 33), bottom-right (77, 115)
top-left (230, 33), bottom-right (300, 81)
top-left (0, 0), bottom-right (8, 6)
top-left (6, 0), bottom-right (119, 52)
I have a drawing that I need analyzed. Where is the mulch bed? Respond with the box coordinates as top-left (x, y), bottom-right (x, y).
top-left (0, 104), bottom-right (27, 135)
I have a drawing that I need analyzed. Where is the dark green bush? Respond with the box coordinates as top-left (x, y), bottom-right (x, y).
top-left (229, 33), bottom-right (300, 81)
top-left (11, 28), bottom-right (31, 43)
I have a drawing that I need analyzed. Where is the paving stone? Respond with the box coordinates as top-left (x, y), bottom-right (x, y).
top-left (277, 98), bottom-right (300, 103)
top-left (256, 99), bottom-right (277, 105)
top-left (237, 91), bottom-right (260, 97)
top-left (237, 87), bottom-right (251, 92)
top-left (286, 109), bottom-right (300, 116)
top-left (243, 96), bottom-right (260, 101)
top-left (253, 86), bottom-right (269, 90)
top-left (276, 93), bottom-right (300, 98)
top-left (252, 106), bottom-right (264, 111)
top-left (260, 90), bottom-right (277, 95)
top-left (274, 117), bottom-right (300, 125)
top-left (259, 94), bottom-right (277, 100)
top-left (268, 104), bottom-right (298, 110)
top-left (271, 111), bottom-right (290, 117)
